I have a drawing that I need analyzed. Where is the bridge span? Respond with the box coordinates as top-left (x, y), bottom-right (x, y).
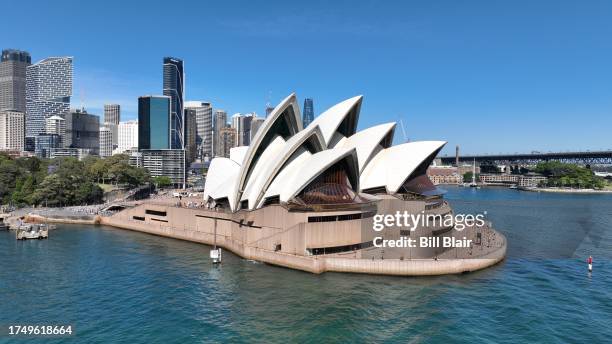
top-left (440, 150), bottom-right (612, 166)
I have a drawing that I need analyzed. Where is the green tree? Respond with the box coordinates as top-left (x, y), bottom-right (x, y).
top-left (153, 176), bottom-right (173, 188)
top-left (462, 172), bottom-right (479, 183)
top-left (536, 161), bottom-right (605, 189)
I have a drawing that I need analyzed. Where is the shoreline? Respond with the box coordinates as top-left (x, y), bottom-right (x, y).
top-left (12, 204), bottom-right (507, 277)
top-left (519, 187), bottom-right (612, 194)
top-left (101, 213), bottom-right (506, 276)
top-left (5, 202), bottom-right (507, 276)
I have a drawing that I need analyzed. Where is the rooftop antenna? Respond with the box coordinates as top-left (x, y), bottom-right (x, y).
top-left (265, 90), bottom-right (273, 117)
top-left (79, 86), bottom-right (86, 111)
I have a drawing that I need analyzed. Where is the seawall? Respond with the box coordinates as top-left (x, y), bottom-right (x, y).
top-left (100, 207), bottom-right (506, 276)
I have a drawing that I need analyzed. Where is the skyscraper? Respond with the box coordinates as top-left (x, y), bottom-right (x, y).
top-left (163, 57), bottom-right (184, 150)
top-left (103, 104), bottom-right (120, 124)
top-left (138, 95), bottom-right (171, 150)
top-left (250, 115), bottom-right (265, 142)
top-left (0, 110), bottom-right (25, 151)
top-left (218, 127), bottom-right (237, 158)
top-left (117, 120), bottom-right (139, 154)
top-left (64, 109), bottom-right (100, 155)
top-left (26, 56), bottom-right (72, 138)
top-left (231, 113), bottom-right (253, 146)
top-left (265, 102), bottom-right (274, 117)
top-left (240, 113), bottom-right (253, 146)
top-left (184, 108), bottom-right (197, 163)
top-left (99, 125), bottom-right (113, 157)
top-left (302, 98), bottom-right (314, 128)
top-left (185, 101), bottom-right (213, 159)
top-left (103, 104), bottom-right (120, 149)
top-left (0, 49), bottom-right (30, 112)
top-left (213, 109), bottom-right (227, 157)
top-left (231, 113), bottom-right (242, 143)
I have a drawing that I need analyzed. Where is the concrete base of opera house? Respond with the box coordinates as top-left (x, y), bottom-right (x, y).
top-left (100, 202), bottom-right (506, 276)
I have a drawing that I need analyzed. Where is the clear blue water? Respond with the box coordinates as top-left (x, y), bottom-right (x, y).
top-left (1, 186), bottom-right (611, 343)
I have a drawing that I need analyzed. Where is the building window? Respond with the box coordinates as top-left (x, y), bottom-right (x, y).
top-left (307, 211), bottom-right (375, 223)
top-left (308, 240), bottom-right (374, 255)
top-left (145, 209), bottom-right (167, 216)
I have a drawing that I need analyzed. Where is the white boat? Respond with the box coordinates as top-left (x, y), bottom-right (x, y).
top-left (469, 158), bottom-right (478, 187)
top-left (16, 224), bottom-right (49, 240)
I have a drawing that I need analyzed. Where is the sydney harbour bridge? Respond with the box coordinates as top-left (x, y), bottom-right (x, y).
top-left (440, 150), bottom-right (612, 166)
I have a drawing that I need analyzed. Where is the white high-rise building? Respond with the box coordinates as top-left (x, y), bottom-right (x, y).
top-left (115, 120), bottom-right (139, 154)
top-left (0, 110), bottom-right (25, 151)
top-left (231, 112), bottom-right (254, 146)
top-left (185, 101), bottom-right (213, 160)
top-left (45, 115), bottom-right (66, 145)
top-left (103, 104), bottom-right (120, 125)
top-left (25, 57), bottom-right (72, 138)
top-left (99, 125), bottom-right (113, 157)
top-left (231, 113), bottom-right (242, 135)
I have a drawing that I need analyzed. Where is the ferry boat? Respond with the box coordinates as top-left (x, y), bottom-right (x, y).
top-left (16, 224), bottom-right (50, 240)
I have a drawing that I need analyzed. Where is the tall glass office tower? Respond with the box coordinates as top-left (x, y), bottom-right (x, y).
top-left (303, 98), bottom-right (314, 128)
top-left (163, 57), bottom-right (184, 150)
top-left (0, 49), bottom-right (31, 112)
top-left (138, 95), bottom-right (171, 150)
top-left (25, 57), bottom-right (73, 137)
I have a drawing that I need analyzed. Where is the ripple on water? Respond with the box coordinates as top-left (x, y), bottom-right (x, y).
top-left (1, 187), bottom-right (611, 343)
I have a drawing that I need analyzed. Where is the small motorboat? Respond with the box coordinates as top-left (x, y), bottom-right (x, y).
top-left (16, 224), bottom-right (49, 240)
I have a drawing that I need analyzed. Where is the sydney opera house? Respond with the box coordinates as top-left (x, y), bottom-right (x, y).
top-left (108, 94), bottom-right (506, 275)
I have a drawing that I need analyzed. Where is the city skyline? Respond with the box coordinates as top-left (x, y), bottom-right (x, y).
top-left (4, 1), bottom-right (612, 155)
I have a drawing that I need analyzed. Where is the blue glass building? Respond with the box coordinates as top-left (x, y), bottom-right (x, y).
top-left (35, 133), bottom-right (61, 158)
top-left (138, 96), bottom-right (171, 150)
top-left (163, 57), bottom-right (184, 150)
top-left (303, 98), bottom-right (314, 128)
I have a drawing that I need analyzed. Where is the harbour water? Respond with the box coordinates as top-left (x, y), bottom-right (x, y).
top-left (1, 186), bottom-right (611, 343)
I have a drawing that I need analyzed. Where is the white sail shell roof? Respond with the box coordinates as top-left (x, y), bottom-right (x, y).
top-left (241, 125), bottom-right (326, 210)
top-left (240, 135), bottom-right (288, 208)
top-left (338, 122), bottom-right (396, 173)
top-left (305, 95), bottom-right (362, 147)
top-left (204, 94), bottom-right (446, 212)
top-left (229, 146), bottom-right (249, 165)
top-left (203, 157), bottom-right (241, 211)
top-left (360, 141), bottom-right (446, 193)
top-left (261, 147), bottom-right (359, 206)
top-left (233, 93), bottom-right (302, 209)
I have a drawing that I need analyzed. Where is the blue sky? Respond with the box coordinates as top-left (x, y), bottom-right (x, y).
top-left (4, 0), bottom-right (612, 155)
